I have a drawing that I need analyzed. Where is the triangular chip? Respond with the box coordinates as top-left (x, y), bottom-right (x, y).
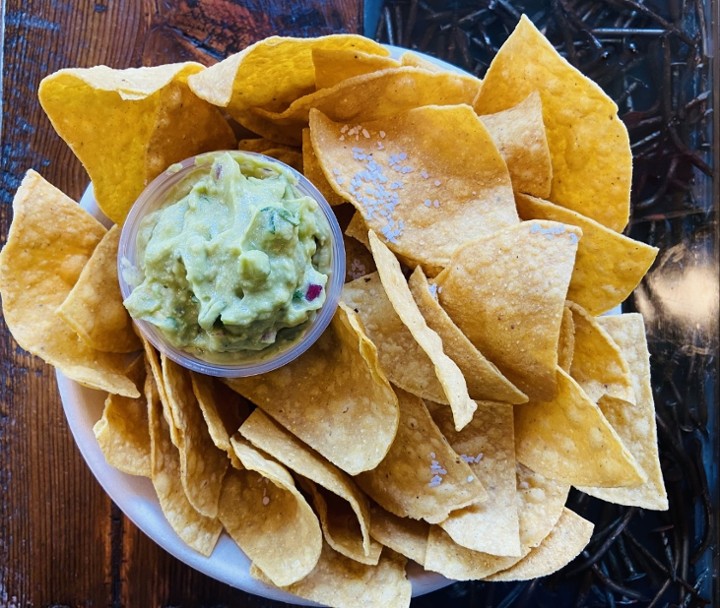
top-left (558, 304), bottom-right (575, 372)
top-left (356, 388), bottom-right (486, 523)
top-left (0, 170), bottom-right (138, 397)
top-left (475, 15), bottom-right (631, 231)
top-left (302, 128), bottom-right (346, 205)
top-left (226, 304), bottom-right (399, 475)
top-left (435, 220), bottom-right (580, 401)
top-left (516, 463), bottom-right (571, 548)
top-left (369, 504), bottom-right (429, 566)
top-left (577, 314), bottom-right (668, 510)
top-left (313, 47), bottom-right (400, 89)
top-left (516, 193), bottom-right (658, 314)
top-left (39, 63), bottom-right (235, 223)
top-left (514, 366), bottom-right (646, 487)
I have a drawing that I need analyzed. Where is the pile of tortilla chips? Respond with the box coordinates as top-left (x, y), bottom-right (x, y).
top-left (0, 18), bottom-right (668, 608)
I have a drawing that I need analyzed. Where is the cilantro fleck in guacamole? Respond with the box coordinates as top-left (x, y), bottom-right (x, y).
top-left (123, 151), bottom-right (333, 360)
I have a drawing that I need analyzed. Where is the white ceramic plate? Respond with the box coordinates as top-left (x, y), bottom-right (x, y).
top-left (57, 45), bottom-right (462, 605)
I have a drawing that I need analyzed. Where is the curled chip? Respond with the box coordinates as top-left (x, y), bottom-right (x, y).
top-left (311, 104), bottom-right (518, 273)
top-left (39, 63), bottom-right (235, 223)
top-left (475, 15), bottom-right (632, 232)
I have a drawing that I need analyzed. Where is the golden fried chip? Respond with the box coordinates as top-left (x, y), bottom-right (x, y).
top-left (479, 91), bottom-right (552, 198)
top-left (516, 463), bottom-right (571, 548)
top-left (239, 409), bottom-right (380, 562)
top-left (577, 314), bottom-right (668, 510)
top-left (313, 47), bottom-right (400, 88)
top-left (251, 544), bottom-right (411, 608)
top-left (226, 304), bottom-right (399, 475)
top-left (39, 63), bottom-right (235, 223)
top-left (345, 211), bottom-right (371, 248)
top-left (311, 105), bottom-right (518, 272)
top-left (221, 438), bottom-right (323, 586)
top-left (301, 129), bottom-right (346, 205)
top-left (161, 356), bottom-right (229, 518)
top-left (558, 305), bottom-right (575, 372)
top-left (399, 51), bottom-right (445, 72)
top-left (435, 220), bottom-right (580, 401)
top-left (485, 508), bottom-right (594, 581)
top-left (356, 388), bottom-right (485, 523)
top-left (147, 367), bottom-right (221, 555)
top-left (408, 267), bottom-right (527, 404)
top-left (516, 193), bottom-right (658, 314)
top-left (0, 171), bottom-right (138, 397)
top-left (188, 35), bottom-right (389, 113)
top-left (429, 401), bottom-right (521, 557)
top-left (342, 272), bottom-right (447, 403)
top-left (514, 367), bottom-right (645, 487)
top-left (475, 15), bottom-right (631, 231)
top-left (57, 225), bottom-right (140, 353)
top-left (238, 138), bottom-right (303, 171)
top-left (344, 232), bottom-right (376, 281)
top-left (369, 504), bottom-right (429, 566)
top-left (568, 302), bottom-right (634, 404)
top-left (93, 357), bottom-right (150, 476)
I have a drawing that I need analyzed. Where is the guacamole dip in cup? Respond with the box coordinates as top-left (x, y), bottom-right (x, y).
top-left (118, 150), bottom-right (345, 377)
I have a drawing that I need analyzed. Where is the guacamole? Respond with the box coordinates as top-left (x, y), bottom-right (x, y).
top-left (123, 151), bottom-right (333, 360)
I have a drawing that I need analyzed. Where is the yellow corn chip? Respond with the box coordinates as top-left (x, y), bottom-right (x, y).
top-left (302, 128), bottom-right (346, 205)
top-left (369, 504), bottom-right (429, 566)
top-left (558, 304), bottom-right (575, 373)
top-left (516, 463), bottom-right (571, 548)
top-left (313, 47), bottom-right (400, 88)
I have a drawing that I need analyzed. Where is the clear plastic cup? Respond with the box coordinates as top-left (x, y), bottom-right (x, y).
top-left (117, 150), bottom-right (345, 377)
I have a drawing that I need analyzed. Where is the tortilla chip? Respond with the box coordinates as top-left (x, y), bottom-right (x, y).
top-left (369, 504), bottom-right (429, 566)
top-left (226, 304), bottom-right (399, 475)
top-left (514, 366), bottom-right (646, 487)
top-left (577, 314), bottom-right (668, 510)
top-left (485, 508), bottom-right (594, 581)
top-left (344, 232), bottom-right (376, 281)
top-left (516, 193), bottom-right (658, 314)
top-left (302, 128), bottom-right (346, 205)
top-left (239, 409), bottom-right (379, 561)
top-left (93, 357), bottom-right (150, 476)
top-left (345, 211), bottom-right (371, 248)
top-left (188, 35), bottom-right (389, 113)
top-left (558, 305), bottom-right (575, 372)
top-left (57, 225), bottom-right (141, 353)
top-left (161, 355), bottom-right (229, 518)
top-left (221, 438), bottom-right (323, 586)
top-left (341, 272), bottom-right (447, 403)
top-left (0, 170), bottom-right (139, 397)
top-left (474, 15), bottom-right (631, 232)
top-left (435, 220), bottom-right (580, 401)
top-left (479, 91), bottom-right (552, 198)
top-left (310, 104), bottom-right (518, 272)
top-left (251, 544), bottom-right (411, 608)
top-left (408, 267), bottom-right (527, 404)
top-left (313, 47), bottom-right (400, 89)
top-left (429, 401), bottom-right (521, 557)
top-left (568, 302), bottom-right (635, 404)
top-left (147, 366), bottom-right (221, 555)
top-left (356, 388), bottom-right (486, 524)
top-left (237, 138), bottom-right (303, 171)
top-left (399, 51), bottom-right (446, 72)
top-left (516, 463), bottom-right (571, 548)
top-left (369, 232), bottom-right (478, 430)
top-left (39, 63), bottom-right (235, 223)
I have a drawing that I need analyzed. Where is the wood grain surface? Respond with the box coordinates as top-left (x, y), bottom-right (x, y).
top-left (0, 2), bottom-right (361, 606)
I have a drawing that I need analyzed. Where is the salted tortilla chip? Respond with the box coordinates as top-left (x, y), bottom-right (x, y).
top-left (0, 170), bottom-right (138, 397)
top-left (485, 508), bottom-right (594, 581)
top-left (311, 104), bottom-right (518, 272)
top-left (39, 63), bottom-right (235, 223)
top-left (161, 356), bottom-right (229, 518)
top-left (342, 272), bottom-right (447, 403)
top-left (408, 267), bottom-right (527, 404)
top-left (344, 232), bottom-right (376, 281)
top-left (301, 128), bottom-right (346, 205)
top-left (369, 504), bottom-right (429, 566)
top-left (429, 401), bottom-right (521, 557)
top-left (516, 463), bottom-right (571, 548)
top-left (226, 304), bottom-right (399, 475)
top-left (57, 225), bottom-right (140, 353)
top-left (568, 302), bottom-right (635, 404)
top-left (93, 356), bottom-right (150, 476)
top-left (356, 388), bottom-right (485, 524)
top-left (435, 220), bottom-right (580, 401)
top-left (147, 366), bottom-right (221, 555)
top-left (239, 409), bottom-right (380, 562)
top-left (313, 47), bottom-right (400, 89)
top-left (577, 314), bottom-right (668, 510)
top-left (479, 91), bottom-right (552, 198)
top-left (514, 366), bottom-right (645, 487)
top-left (369, 232), bottom-right (477, 430)
top-left (474, 15), bottom-right (631, 232)
top-left (188, 35), bottom-right (389, 113)
top-left (516, 193), bottom-right (658, 314)
top-left (221, 438), bottom-right (323, 586)
top-left (558, 304), bottom-right (575, 372)
top-left (345, 211), bottom-right (371, 248)
top-left (251, 544), bottom-right (411, 608)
